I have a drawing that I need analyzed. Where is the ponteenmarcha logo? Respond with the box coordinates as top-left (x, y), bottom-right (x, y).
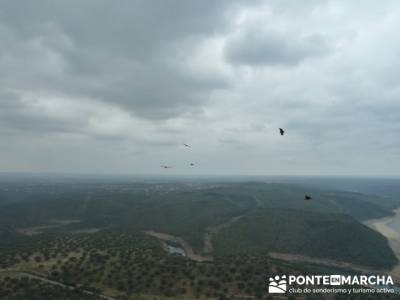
top-left (268, 275), bottom-right (287, 293)
top-left (267, 274), bottom-right (395, 295)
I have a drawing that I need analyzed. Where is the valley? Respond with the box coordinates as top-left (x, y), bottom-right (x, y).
top-left (1, 176), bottom-right (400, 299)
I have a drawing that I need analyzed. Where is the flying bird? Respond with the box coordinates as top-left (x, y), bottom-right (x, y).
top-left (279, 128), bottom-right (285, 136)
top-left (304, 194), bottom-right (312, 200)
top-left (160, 165), bottom-right (173, 169)
top-left (183, 143), bottom-right (191, 148)
top-left (190, 163), bottom-right (195, 166)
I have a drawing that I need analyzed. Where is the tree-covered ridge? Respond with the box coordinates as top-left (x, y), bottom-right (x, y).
top-left (0, 182), bottom-right (398, 270)
top-left (213, 208), bottom-right (397, 268)
top-left (0, 231), bottom-right (399, 300)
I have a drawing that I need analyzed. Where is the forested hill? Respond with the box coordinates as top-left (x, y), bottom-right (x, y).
top-left (0, 181), bottom-right (398, 269)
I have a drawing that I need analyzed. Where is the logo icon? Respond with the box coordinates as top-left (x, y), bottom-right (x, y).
top-left (330, 275), bottom-right (341, 285)
top-left (268, 275), bottom-right (287, 293)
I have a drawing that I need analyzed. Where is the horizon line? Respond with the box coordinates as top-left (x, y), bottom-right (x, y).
top-left (0, 171), bottom-right (399, 179)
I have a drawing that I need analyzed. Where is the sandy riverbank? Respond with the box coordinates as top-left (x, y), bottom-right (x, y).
top-left (364, 208), bottom-right (400, 278)
top-left (364, 208), bottom-right (400, 240)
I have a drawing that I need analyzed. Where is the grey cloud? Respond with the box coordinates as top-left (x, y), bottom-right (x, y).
top-left (0, 0), bottom-right (251, 121)
top-left (1, 0), bottom-right (400, 175)
top-left (225, 29), bottom-right (331, 67)
top-left (0, 93), bottom-right (84, 135)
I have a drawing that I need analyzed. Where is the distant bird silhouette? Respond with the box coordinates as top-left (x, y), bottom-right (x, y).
top-left (190, 163), bottom-right (195, 166)
top-left (183, 143), bottom-right (191, 148)
top-left (304, 194), bottom-right (312, 200)
top-left (160, 165), bottom-right (172, 169)
top-left (279, 128), bottom-right (285, 136)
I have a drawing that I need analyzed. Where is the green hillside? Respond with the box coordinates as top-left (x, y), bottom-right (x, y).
top-left (0, 182), bottom-right (398, 269)
top-left (213, 208), bottom-right (397, 268)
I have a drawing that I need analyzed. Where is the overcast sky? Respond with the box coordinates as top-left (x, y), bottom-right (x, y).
top-left (0, 1), bottom-right (399, 176)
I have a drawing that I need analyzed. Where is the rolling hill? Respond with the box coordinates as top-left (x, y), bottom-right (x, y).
top-left (0, 181), bottom-right (398, 269)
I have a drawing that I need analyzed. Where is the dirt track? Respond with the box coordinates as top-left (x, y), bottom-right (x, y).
top-left (0, 269), bottom-right (116, 300)
top-left (203, 215), bottom-right (245, 254)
